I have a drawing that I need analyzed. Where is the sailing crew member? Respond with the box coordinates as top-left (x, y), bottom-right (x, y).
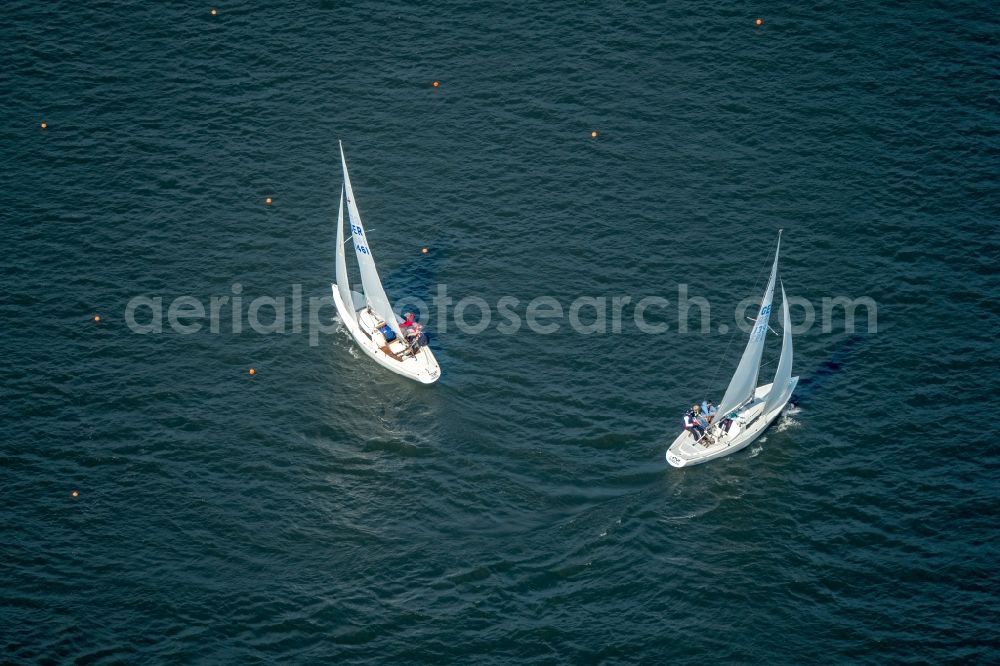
top-left (684, 405), bottom-right (706, 442)
top-left (701, 399), bottom-right (718, 424)
top-left (693, 403), bottom-right (708, 428)
top-left (409, 323), bottom-right (426, 349)
top-left (719, 409), bottom-right (737, 434)
top-left (400, 313), bottom-right (428, 352)
top-left (401, 312), bottom-right (418, 345)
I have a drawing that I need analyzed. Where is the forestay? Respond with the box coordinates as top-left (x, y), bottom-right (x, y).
top-left (339, 141), bottom-right (402, 340)
top-left (714, 232), bottom-right (781, 421)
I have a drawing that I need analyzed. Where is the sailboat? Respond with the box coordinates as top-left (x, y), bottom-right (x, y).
top-left (666, 231), bottom-right (797, 467)
top-left (330, 142), bottom-right (441, 384)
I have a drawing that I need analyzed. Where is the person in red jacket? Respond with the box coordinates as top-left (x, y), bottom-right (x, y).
top-left (400, 312), bottom-right (426, 352)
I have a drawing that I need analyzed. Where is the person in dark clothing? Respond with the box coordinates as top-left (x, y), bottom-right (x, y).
top-left (718, 409), bottom-right (737, 434)
top-left (684, 405), bottom-right (706, 442)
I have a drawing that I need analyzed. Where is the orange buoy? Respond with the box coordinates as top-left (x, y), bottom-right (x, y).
top-left (71, 490), bottom-right (79, 498)
top-left (249, 368), bottom-right (256, 376)
top-left (755, 18), bottom-right (763, 26)
top-left (591, 130), bottom-right (598, 138)
top-left (265, 197), bottom-right (273, 205)
top-left (94, 315), bottom-right (101, 322)
top-left (432, 81), bottom-right (440, 88)
top-left (211, 8), bottom-right (218, 16)
top-left (421, 247), bottom-right (429, 254)
top-left (40, 121), bottom-right (48, 129)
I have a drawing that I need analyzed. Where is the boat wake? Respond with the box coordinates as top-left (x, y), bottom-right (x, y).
top-left (659, 490), bottom-right (748, 521)
top-left (658, 511), bottom-right (701, 522)
top-left (774, 411), bottom-right (801, 433)
top-left (599, 518), bottom-right (622, 538)
top-left (749, 445), bottom-right (764, 457)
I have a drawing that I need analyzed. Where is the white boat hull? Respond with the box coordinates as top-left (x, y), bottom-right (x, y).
top-left (331, 283), bottom-right (441, 385)
top-left (666, 377), bottom-right (799, 468)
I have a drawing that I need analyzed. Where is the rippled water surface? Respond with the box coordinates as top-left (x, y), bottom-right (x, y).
top-left (3, 1), bottom-right (998, 663)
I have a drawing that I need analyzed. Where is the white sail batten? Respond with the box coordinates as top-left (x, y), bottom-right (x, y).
top-left (763, 283), bottom-right (794, 415)
top-left (714, 233), bottom-right (781, 421)
top-left (339, 141), bottom-right (402, 340)
top-left (334, 185), bottom-right (355, 322)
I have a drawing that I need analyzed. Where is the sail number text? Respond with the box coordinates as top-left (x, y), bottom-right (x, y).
top-left (351, 225), bottom-right (369, 254)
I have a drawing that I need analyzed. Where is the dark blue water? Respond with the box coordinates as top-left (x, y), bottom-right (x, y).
top-left (3, 1), bottom-right (998, 662)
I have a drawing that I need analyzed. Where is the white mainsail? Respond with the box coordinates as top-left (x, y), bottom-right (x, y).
top-left (714, 232), bottom-right (781, 420)
top-left (763, 282), bottom-right (794, 415)
top-left (339, 141), bottom-right (402, 340)
top-left (334, 184), bottom-right (355, 322)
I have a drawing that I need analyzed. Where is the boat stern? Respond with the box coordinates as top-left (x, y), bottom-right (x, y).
top-left (666, 432), bottom-right (697, 468)
top-left (666, 450), bottom-right (688, 468)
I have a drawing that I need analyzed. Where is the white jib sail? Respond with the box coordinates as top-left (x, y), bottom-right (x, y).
top-left (763, 282), bottom-right (794, 415)
top-left (715, 232), bottom-right (781, 420)
top-left (339, 141), bottom-right (402, 340)
top-left (335, 184), bottom-right (355, 322)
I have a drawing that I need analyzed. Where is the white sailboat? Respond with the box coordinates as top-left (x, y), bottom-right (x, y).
top-left (666, 231), bottom-right (798, 467)
top-left (330, 142), bottom-right (441, 384)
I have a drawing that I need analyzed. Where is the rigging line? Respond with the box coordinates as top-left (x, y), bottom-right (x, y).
top-left (745, 315), bottom-right (779, 335)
